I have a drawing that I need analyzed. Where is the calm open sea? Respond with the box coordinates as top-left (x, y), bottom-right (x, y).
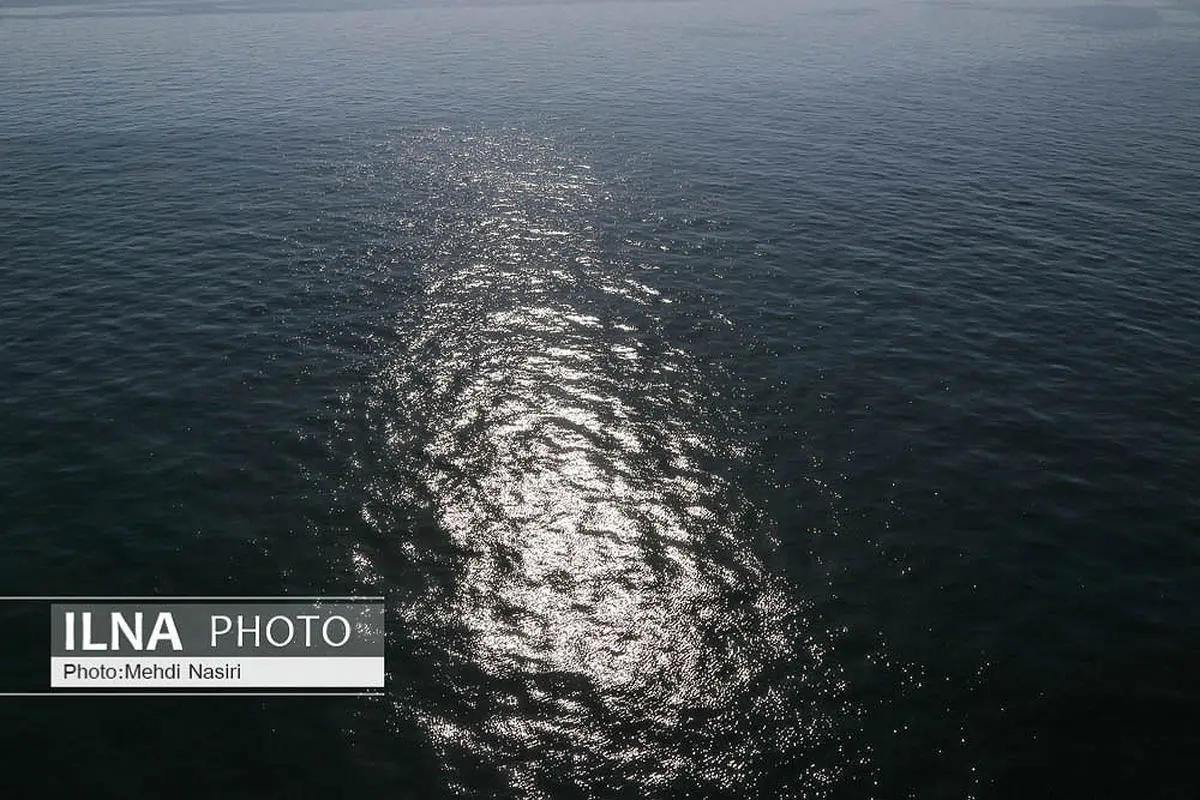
top-left (1, 0), bottom-right (1198, 796)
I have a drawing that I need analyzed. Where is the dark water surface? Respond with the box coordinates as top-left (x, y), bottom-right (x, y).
top-left (1, 0), bottom-right (1198, 797)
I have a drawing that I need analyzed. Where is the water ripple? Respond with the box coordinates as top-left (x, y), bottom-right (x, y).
top-left (332, 129), bottom-right (859, 797)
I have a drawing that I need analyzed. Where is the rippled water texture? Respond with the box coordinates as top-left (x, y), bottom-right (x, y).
top-left (335, 131), bottom-right (858, 797)
top-left (1, 1), bottom-right (1198, 797)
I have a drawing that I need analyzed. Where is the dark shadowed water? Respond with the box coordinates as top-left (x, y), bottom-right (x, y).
top-left (1, 0), bottom-right (1198, 797)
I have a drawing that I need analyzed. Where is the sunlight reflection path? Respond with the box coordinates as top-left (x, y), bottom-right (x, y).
top-left (343, 129), bottom-right (860, 798)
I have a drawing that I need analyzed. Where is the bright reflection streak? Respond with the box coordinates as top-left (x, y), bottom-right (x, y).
top-left (344, 130), bottom-right (859, 798)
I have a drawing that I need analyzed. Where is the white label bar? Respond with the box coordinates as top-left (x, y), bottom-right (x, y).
top-left (50, 657), bottom-right (384, 688)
